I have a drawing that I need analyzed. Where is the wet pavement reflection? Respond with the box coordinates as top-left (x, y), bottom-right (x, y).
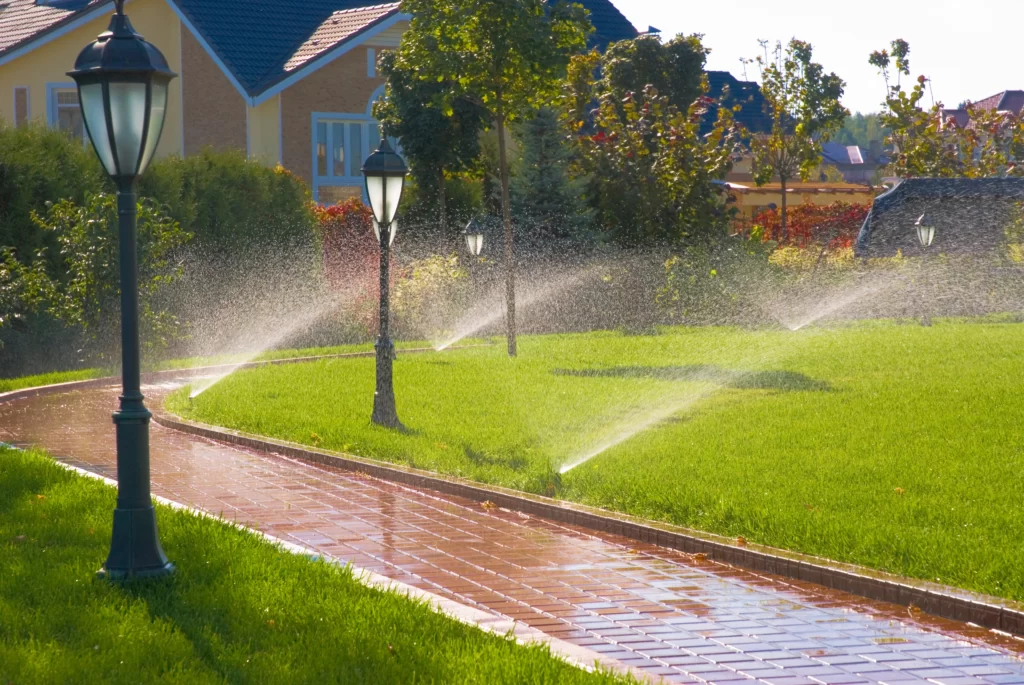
top-left (3, 381), bottom-right (1024, 684)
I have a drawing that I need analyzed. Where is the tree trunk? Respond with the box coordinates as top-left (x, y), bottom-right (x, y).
top-left (437, 167), bottom-right (447, 249)
top-left (496, 94), bottom-right (516, 357)
top-left (779, 176), bottom-right (789, 244)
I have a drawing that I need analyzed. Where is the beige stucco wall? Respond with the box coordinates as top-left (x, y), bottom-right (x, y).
top-left (181, 27), bottom-right (246, 155)
top-left (247, 95), bottom-right (280, 164)
top-left (0, 0), bottom-right (183, 158)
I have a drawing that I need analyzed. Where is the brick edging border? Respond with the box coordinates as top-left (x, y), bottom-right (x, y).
top-left (154, 412), bottom-right (1024, 639)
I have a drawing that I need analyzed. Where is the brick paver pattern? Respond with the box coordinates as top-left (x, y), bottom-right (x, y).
top-left (3, 381), bottom-right (1024, 685)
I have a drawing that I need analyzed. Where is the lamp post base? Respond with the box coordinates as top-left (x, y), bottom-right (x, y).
top-left (97, 506), bottom-right (175, 581)
top-left (372, 338), bottom-right (402, 429)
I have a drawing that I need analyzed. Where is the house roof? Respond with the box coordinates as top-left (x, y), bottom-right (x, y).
top-left (171, 0), bottom-right (403, 96)
top-left (576, 0), bottom-right (636, 49)
top-left (0, 0), bottom-right (102, 56)
top-left (704, 70), bottom-right (772, 135)
top-left (855, 177), bottom-right (1024, 256)
top-left (972, 90), bottom-right (1024, 115)
top-left (0, 0), bottom-right (636, 100)
top-left (940, 108), bottom-right (970, 128)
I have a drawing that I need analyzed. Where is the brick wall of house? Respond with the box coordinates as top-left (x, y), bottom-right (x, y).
top-left (182, 28), bottom-right (247, 156)
top-left (281, 47), bottom-right (385, 188)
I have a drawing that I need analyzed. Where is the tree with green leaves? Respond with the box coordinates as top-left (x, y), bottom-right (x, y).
top-left (598, 33), bottom-right (709, 113)
top-left (834, 112), bottom-right (888, 151)
top-left (511, 107), bottom-right (592, 240)
top-left (870, 39), bottom-right (1024, 179)
top-left (572, 82), bottom-right (744, 247)
top-left (373, 50), bottom-right (488, 245)
top-left (751, 39), bottom-right (848, 241)
top-left (30, 194), bottom-right (190, 359)
top-left (390, 0), bottom-right (591, 356)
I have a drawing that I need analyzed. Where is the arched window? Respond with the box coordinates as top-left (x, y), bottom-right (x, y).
top-left (311, 85), bottom-right (401, 204)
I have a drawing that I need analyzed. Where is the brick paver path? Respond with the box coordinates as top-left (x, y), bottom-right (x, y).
top-left (3, 380), bottom-right (1024, 684)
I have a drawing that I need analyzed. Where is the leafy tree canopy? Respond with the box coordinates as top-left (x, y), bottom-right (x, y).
top-left (750, 39), bottom-right (849, 240)
top-left (870, 39), bottom-right (1024, 179)
top-left (373, 49), bottom-right (488, 236)
top-left (394, 0), bottom-right (591, 126)
top-left (573, 82), bottom-right (744, 247)
top-left (599, 33), bottom-right (709, 113)
top-left (835, 113), bottom-right (888, 151)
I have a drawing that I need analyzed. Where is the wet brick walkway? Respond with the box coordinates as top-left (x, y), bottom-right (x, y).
top-left (3, 380), bottom-right (1024, 684)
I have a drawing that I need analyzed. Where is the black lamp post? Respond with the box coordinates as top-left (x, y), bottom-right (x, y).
top-left (69, 0), bottom-right (176, 579)
top-left (362, 135), bottom-right (408, 428)
top-left (915, 212), bottom-right (936, 326)
top-left (464, 218), bottom-right (485, 257)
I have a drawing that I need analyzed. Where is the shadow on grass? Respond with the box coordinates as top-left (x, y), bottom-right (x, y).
top-left (552, 365), bottom-right (830, 392)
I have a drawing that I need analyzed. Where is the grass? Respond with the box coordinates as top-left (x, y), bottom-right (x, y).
top-left (0, 339), bottom-right (452, 392)
top-left (0, 446), bottom-right (626, 684)
top-left (0, 369), bottom-right (104, 393)
top-left (168, 321), bottom-right (1024, 602)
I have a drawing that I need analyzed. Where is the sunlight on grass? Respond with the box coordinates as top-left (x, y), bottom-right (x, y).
top-left (170, 322), bottom-right (1024, 601)
top-left (0, 446), bottom-right (627, 684)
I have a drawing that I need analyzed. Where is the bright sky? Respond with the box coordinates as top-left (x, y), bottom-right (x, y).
top-left (615, 0), bottom-right (1019, 115)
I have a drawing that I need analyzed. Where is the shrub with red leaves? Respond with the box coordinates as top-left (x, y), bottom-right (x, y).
top-left (752, 201), bottom-right (870, 249)
top-left (314, 198), bottom-right (378, 292)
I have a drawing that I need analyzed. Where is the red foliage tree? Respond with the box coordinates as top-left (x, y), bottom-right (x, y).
top-left (752, 201), bottom-right (870, 249)
top-left (314, 198), bottom-right (378, 293)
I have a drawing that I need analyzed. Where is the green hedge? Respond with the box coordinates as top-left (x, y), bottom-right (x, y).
top-left (139, 149), bottom-right (316, 252)
top-left (0, 123), bottom-right (108, 267)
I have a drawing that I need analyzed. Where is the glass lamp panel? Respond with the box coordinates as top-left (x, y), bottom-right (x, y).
top-left (79, 83), bottom-right (116, 176)
top-left (137, 82), bottom-right (167, 176)
top-left (108, 81), bottom-right (147, 176)
top-left (474, 234), bottom-right (484, 255)
top-left (384, 175), bottom-right (404, 224)
top-left (365, 175), bottom-right (385, 223)
top-left (917, 225), bottom-right (934, 247)
top-left (465, 234), bottom-right (473, 254)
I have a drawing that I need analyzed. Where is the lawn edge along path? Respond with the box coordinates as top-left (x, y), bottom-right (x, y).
top-left (153, 408), bottom-right (1024, 639)
top-left (38, 456), bottom-right (644, 683)
top-left (5, 354), bottom-right (1023, 641)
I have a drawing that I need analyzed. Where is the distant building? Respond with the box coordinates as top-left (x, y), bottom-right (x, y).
top-left (854, 178), bottom-right (1024, 257)
top-left (819, 142), bottom-right (887, 184)
top-left (0, 0), bottom-right (637, 204)
top-left (941, 90), bottom-right (1024, 128)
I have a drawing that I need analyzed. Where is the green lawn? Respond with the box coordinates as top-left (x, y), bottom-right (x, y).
top-left (0, 340), bottom-right (450, 393)
top-left (0, 446), bottom-right (625, 684)
top-left (169, 322), bottom-right (1024, 601)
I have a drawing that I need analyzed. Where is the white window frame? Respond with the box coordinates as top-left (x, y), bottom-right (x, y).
top-left (311, 87), bottom-right (401, 204)
top-left (45, 82), bottom-right (87, 144)
top-left (311, 112), bottom-right (374, 203)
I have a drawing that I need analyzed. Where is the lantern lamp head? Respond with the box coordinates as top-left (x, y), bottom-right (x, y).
top-left (915, 212), bottom-right (935, 248)
top-left (68, 0), bottom-right (176, 183)
top-left (464, 217), bottom-right (485, 256)
top-left (361, 134), bottom-right (408, 243)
